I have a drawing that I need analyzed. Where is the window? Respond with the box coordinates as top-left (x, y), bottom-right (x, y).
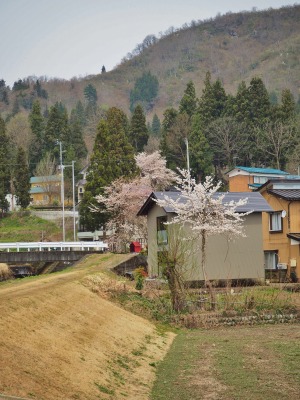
top-left (269, 212), bottom-right (282, 232)
top-left (253, 176), bottom-right (268, 184)
top-left (157, 216), bottom-right (168, 245)
top-left (264, 251), bottom-right (277, 269)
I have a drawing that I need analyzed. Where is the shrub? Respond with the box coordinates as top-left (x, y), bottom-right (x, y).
top-left (0, 263), bottom-right (13, 281)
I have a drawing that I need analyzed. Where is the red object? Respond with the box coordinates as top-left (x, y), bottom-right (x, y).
top-left (130, 241), bottom-right (142, 253)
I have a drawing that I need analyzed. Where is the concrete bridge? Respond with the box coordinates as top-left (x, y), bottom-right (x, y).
top-left (0, 241), bottom-right (108, 263)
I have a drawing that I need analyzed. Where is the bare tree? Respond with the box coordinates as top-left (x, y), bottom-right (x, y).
top-left (254, 121), bottom-right (298, 169)
top-left (34, 152), bottom-right (60, 205)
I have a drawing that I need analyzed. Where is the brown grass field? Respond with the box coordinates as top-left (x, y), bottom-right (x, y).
top-left (0, 253), bottom-right (175, 400)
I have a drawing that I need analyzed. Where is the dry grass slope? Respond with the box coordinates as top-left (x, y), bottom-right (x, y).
top-left (0, 253), bottom-right (175, 400)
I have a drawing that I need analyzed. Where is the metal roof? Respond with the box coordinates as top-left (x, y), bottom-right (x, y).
top-left (137, 191), bottom-right (273, 216)
top-left (233, 166), bottom-right (289, 175)
top-left (30, 175), bottom-right (60, 183)
top-left (287, 233), bottom-right (300, 242)
top-left (268, 189), bottom-right (300, 201)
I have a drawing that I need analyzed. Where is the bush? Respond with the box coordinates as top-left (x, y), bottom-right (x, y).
top-left (0, 263), bottom-right (13, 281)
top-left (133, 267), bottom-right (148, 290)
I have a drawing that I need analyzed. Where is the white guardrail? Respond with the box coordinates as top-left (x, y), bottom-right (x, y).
top-left (0, 241), bottom-right (109, 252)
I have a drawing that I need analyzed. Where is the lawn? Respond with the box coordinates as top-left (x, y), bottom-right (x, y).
top-left (151, 324), bottom-right (300, 400)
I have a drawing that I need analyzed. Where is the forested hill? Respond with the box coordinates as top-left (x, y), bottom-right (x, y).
top-left (0, 4), bottom-right (299, 119)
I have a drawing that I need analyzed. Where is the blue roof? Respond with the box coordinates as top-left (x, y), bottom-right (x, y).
top-left (30, 175), bottom-right (60, 183)
top-left (235, 166), bottom-right (289, 175)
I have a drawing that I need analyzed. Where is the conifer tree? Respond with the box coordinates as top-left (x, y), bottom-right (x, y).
top-left (0, 117), bottom-right (10, 213)
top-left (179, 81), bottom-right (197, 117)
top-left (160, 108), bottom-right (178, 169)
top-left (129, 105), bottom-right (149, 152)
top-left (79, 107), bottom-right (137, 231)
top-left (44, 102), bottom-right (70, 160)
top-left (29, 100), bottom-right (45, 173)
top-left (69, 117), bottom-right (88, 160)
top-left (247, 77), bottom-right (271, 127)
top-left (276, 89), bottom-right (296, 122)
top-left (197, 73), bottom-right (227, 126)
top-left (14, 147), bottom-right (31, 209)
top-left (151, 114), bottom-right (161, 136)
top-left (189, 113), bottom-right (213, 182)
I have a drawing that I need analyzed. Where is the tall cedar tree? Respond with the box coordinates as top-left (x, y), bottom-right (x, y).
top-left (14, 147), bottom-right (31, 209)
top-left (129, 105), bottom-right (149, 152)
top-left (0, 117), bottom-right (10, 213)
top-left (29, 100), bottom-right (45, 173)
top-left (79, 107), bottom-right (137, 231)
top-left (84, 84), bottom-right (98, 117)
top-left (247, 77), bottom-right (271, 127)
top-left (44, 102), bottom-right (70, 161)
top-left (160, 108), bottom-right (178, 169)
top-left (151, 114), bottom-right (161, 136)
top-left (69, 117), bottom-right (88, 160)
top-left (189, 113), bottom-right (213, 182)
top-left (179, 80), bottom-right (197, 117)
top-left (197, 72), bottom-right (227, 127)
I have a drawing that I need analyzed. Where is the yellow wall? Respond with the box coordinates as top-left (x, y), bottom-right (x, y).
top-left (261, 191), bottom-right (300, 279)
top-left (229, 175), bottom-right (253, 192)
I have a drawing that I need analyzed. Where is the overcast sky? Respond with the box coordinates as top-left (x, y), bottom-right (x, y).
top-left (0, 0), bottom-right (297, 87)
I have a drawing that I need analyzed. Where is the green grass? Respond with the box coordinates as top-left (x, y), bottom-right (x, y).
top-left (151, 326), bottom-right (300, 400)
top-left (0, 211), bottom-right (61, 242)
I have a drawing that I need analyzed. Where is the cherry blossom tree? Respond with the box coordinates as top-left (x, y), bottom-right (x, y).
top-left (93, 151), bottom-right (177, 251)
top-left (154, 170), bottom-right (249, 307)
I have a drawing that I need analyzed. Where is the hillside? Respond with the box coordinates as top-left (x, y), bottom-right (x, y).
top-left (1, 4), bottom-right (299, 120)
top-left (0, 253), bottom-right (175, 400)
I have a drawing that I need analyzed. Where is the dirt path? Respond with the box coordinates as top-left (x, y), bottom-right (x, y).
top-left (0, 253), bottom-right (175, 400)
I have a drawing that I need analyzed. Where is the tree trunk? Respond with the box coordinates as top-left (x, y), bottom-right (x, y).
top-left (201, 230), bottom-right (215, 310)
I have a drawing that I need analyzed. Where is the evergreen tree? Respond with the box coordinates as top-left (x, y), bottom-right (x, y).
top-left (44, 102), bottom-right (70, 160)
top-left (179, 80), bottom-right (197, 117)
top-left (151, 114), bottom-right (161, 136)
top-left (14, 147), bottom-right (30, 209)
top-left (189, 113), bottom-right (213, 182)
top-left (69, 117), bottom-right (88, 160)
top-left (276, 89), bottom-right (296, 122)
top-left (130, 71), bottom-right (159, 111)
top-left (84, 84), bottom-right (98, 117)
top-left (0, 117), bottom-right (10, 213)
top-left (70, 101), bottom-right (86, 127)
top-left (160, 108), bottom-right (178, 168)
top-left (247, 77), bottom-right (271, 127)
top-left (79, 107), bottom-right (137, 231)
top-left (197, 73), bottom-right (227, 126)
top-left (29, 100), bottom-right (45, 173)
top-left (101, 65), bottom-right (106, 74)
top-left (129, 105), bottom-right (149, 152)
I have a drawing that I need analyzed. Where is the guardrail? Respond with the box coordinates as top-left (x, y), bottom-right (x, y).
top-left (0, 241), bottom-right (108, 252)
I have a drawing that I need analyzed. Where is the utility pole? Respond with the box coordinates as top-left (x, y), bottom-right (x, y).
top-left (57, 140), bottom-right (65, 242)
top-left (64, 160), bottom-right (76, 241)
top-left (72, 160), bottom-right (76, 241)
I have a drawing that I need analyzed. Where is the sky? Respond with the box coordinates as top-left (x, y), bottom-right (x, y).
top-left (0, 0), bottom-right (297, 87)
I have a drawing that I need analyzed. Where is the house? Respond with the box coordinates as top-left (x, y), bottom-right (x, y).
top-left (227, 166), bottom-right (289, 192)
top-left (77, 165), bottom-right (88, 202)
top-left (30, 175), bottom-right (61, 206)
top-left (258, 179), bottom-right (300, 282)
top-left (138, 191), bottom-right (273, 283)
